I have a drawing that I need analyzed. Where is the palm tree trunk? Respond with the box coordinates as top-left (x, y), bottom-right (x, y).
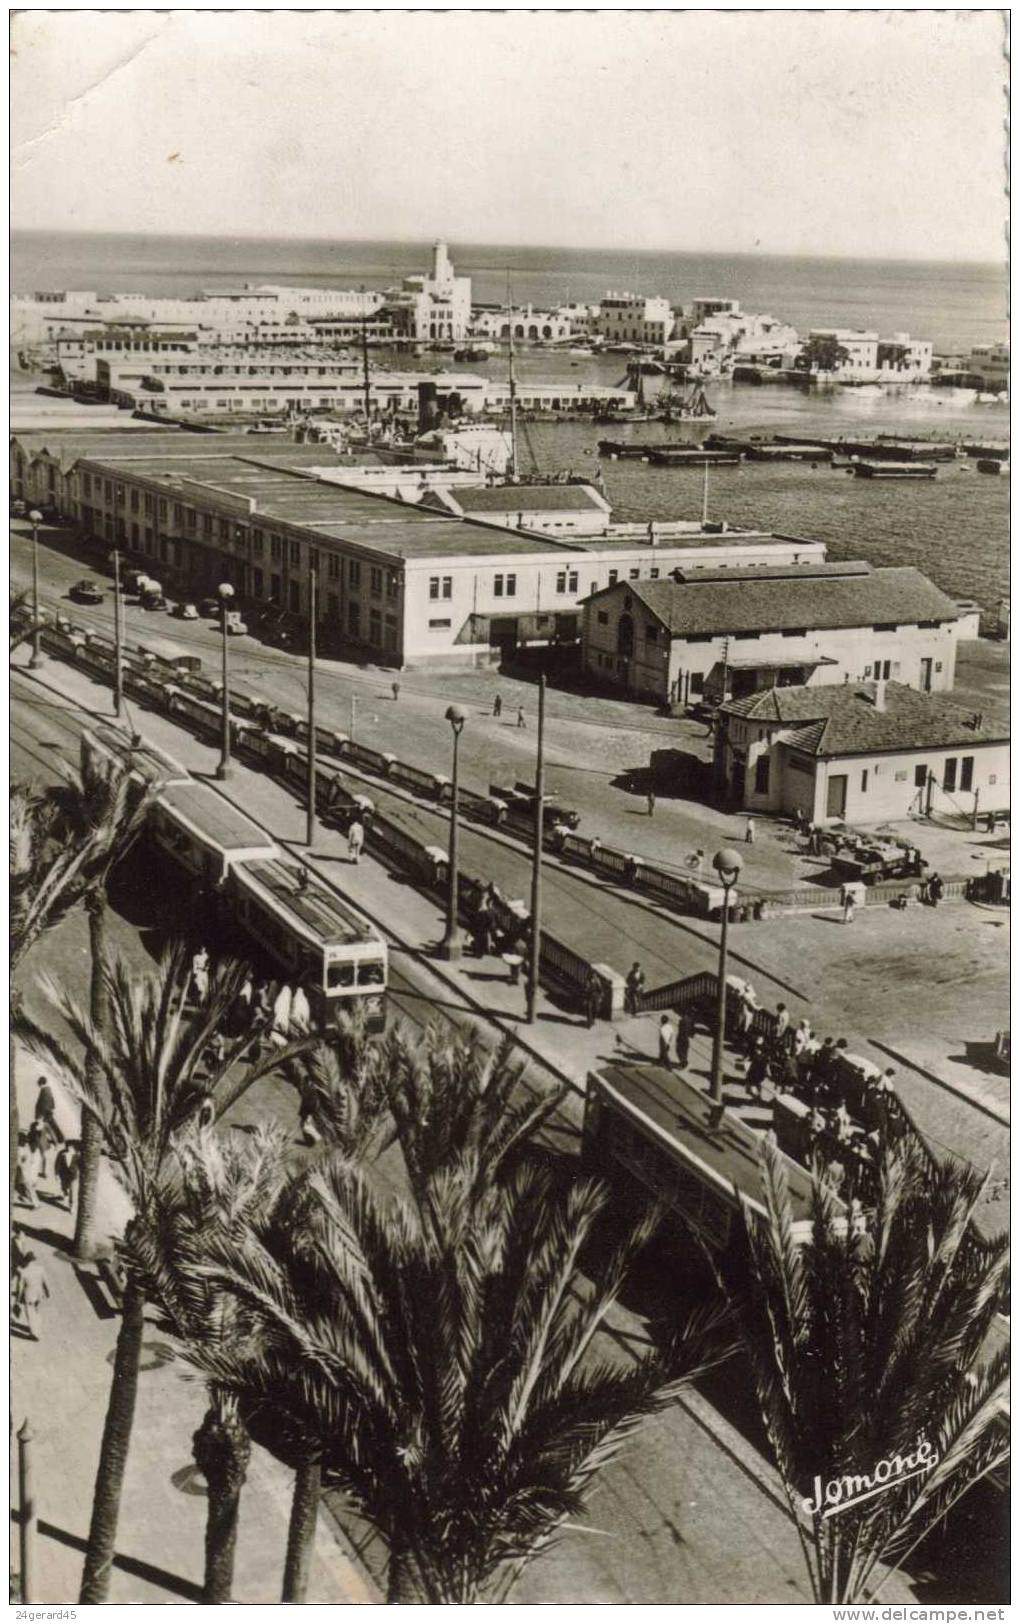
top-left (74, 892), bottom-right (106, 1261)
top-left (192, 1400), bottom-right (251, 1604)
top-left (386, 1550), bottom-right (424, 1604)
top-left (281, 1456), bottom-right (321, 1602)
top-left (79, 1276), bottom-right (146, 1603)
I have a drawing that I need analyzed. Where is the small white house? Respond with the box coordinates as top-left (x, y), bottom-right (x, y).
top-left (715, 681), bottom-right (1009, 824)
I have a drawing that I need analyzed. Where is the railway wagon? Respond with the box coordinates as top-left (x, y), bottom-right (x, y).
top-left (164, 686), bottom-right (255, 753)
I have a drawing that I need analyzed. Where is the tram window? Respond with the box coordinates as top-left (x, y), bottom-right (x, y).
top-left (327, 962), bottom-right (356, 989)
top-left (357, 959), bottom-right (385, 986)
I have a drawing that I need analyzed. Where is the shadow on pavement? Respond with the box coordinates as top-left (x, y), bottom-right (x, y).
top-left (23, 1517), bottom-right (205, 1603)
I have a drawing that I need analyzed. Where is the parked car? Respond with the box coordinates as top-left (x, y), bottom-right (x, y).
top-left (198, 597), bottom-right (222, 618)
top-left (173, 601), bottom-right (200, 620)
top-left (69, 578), bottom-right (104, 605)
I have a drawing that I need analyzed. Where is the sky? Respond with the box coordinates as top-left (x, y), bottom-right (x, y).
top-left (10, 10), bottom-right (1008, 263)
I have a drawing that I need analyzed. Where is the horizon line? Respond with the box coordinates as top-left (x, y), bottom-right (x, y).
top-left (9, 225), bottom-right (1006, 272)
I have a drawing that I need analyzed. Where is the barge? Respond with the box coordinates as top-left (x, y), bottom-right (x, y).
top-left (852, 460), bottom-right (938, 480)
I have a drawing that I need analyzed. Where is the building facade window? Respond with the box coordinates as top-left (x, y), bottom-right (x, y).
top-left (327, 554), bottom-right (340, 580)
top-left (960, 756), bottom-right (974, 792)
top-left (755, 756), bottom-right (770, 794)
top-left (289, 540), bottom-right (301, 565)
top-left (349, 559), bottom-right (361, 587)
top-left (914, 764), bottom-right (928, 788)
top-left (370, 567), bottom-right (383, 596)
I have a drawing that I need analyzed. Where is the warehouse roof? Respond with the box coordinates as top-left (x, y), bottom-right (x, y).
top-left (721, 682), bottom-right (1008, 757)
top-left (587, 566), bottom-right (959, 634)
top-left (452, 483), bottom-right (609, 514)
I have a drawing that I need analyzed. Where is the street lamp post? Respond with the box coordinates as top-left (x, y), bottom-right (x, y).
top-left (710, 848), bottom-right (743, 1105)
top-left (438, 704), bottom-right (467, 959)
top-left (215, 581), bottom-right (235, 781)
top-left (28, 510), bottom-right (43, 670)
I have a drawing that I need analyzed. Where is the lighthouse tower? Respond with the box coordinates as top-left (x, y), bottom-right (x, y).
top-left (432, 240), bottom-right (453, 285)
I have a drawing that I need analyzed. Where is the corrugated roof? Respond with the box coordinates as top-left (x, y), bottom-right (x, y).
top-left (594, 567), bottom-right (959, 635)
top-left (454, 484), bottom-right (606, 514)
top-left (723, 682), bottom-right (1008, 757)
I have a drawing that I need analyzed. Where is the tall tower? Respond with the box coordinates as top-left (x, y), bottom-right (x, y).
top-left (431, 240), bottom-right (453, 285)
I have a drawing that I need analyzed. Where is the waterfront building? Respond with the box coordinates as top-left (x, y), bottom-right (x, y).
top-left (469, 304), bottom-right (573, 342)
top-left (17, 429), bottom-right (831, 668)
top-left (686, 310), bottom-right (801, 371)
top-left (595, 292), bottom-right (678, 346)
top-left (966, 342), bottom-right (1010, 391)
top-left (714, 680), bottom-right (1009, 823)
top-left (11, 284), bottom-right (385, 348)
top-left (579, 563), bottom-right (964, 706)
top-left (382, 241), bottom-right (472, 342)
top-left (799, 330), bottom-right (933, 382)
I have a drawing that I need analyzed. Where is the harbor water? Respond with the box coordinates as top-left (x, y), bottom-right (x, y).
top-left (11, 231), bottom-right (1009, 609)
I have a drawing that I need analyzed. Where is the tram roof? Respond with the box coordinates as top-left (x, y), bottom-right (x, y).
top-left (159, 780), bottom-right (278, 854)
top-left (240, 858), bottom-right (380, 947)
top-left (593, 1061), bottom-right (816, 1222)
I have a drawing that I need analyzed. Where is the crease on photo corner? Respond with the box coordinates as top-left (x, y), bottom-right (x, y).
top-left (11, 14), bottom-right (171, 168)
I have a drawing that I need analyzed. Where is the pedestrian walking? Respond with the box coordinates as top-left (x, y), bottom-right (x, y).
top-left (516, 705), bottom-right (526, 729)
top-left (472, 906), bottom-right (492, 959)
top-left (14, 1136), bottom-right (39, 1210)
top-left (657, 1014), bottom-right (677, 1068)
top-left (792, 1017), bottom-right (812, 1056)
top-left (391, 680), bottom-right (400, 702)
top-left (745, 1038), bottom-right (770, 1101)
top-left (55, 1142), bottom-right (79, 1211)
top-left (841, 884), bottom-right (856, 925)
top-left (674, 1011), bottom-right (692, 1070)
top-left (625, 961), bottom-right (645, 1016)
top-left (493, 693), bottom-right (503, 719)
top-left (271, 984), bottom-right (293, 1047)
top-left (33, 1073), bottom-right (64, 1145)
top-left (13, 1252), bottom-right (51, 1340)
top-left (347, 817), bottom-right (365, 864)
top-left (928, 871), bottom-right (944, 908)
top-left (28, 1117), bottom-right (57, 1182)
top-left (744, 816), bottom-right (755, 845)
top-left (583, 968), bottom-right (602, 1029)
top-left (646, 788), bottom-right (656, 817)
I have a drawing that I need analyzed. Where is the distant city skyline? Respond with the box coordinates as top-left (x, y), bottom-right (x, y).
top-left (11, 11), bottom-right (1007, 265)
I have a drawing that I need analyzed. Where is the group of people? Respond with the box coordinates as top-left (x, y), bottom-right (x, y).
top-left (469, 880), bottom-right (523, 961)
top-left (491, 693), bottom-right (526, 729)
top-left (14, 1075), bottom-right (79, 1217)
top-left (12, 1076), bottom-right (79, 1341)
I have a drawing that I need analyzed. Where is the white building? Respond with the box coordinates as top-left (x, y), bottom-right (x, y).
top-left (596, 292), bottom-right (677, 346)
top-left (715, 681), bottom-right (1009, 823)
top-left (967, 343), bottom-right (1010, 390)
top-left (579, 563), bottom-right (963, 706)
top-left (470, 305), bottom-right (572, 342)
top-left (382, 241), bottom-right (472, 342)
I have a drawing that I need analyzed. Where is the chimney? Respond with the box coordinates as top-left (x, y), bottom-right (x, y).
top-left (873, 679), bottom-right (887, 711)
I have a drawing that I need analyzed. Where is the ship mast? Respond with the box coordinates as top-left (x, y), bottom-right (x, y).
top-left (506, 270), bottom-right (519, 482)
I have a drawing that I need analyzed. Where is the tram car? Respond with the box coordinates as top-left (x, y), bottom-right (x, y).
top-left (164, 686), bottom-right (256, 754)
top-left (147, 778), bottom-right (388, 1029)
top-left (89, 723), bottom-right (191, 792)
top-left (583, 1060), bottom-right (819, 1255)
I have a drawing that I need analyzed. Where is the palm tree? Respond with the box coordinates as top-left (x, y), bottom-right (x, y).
top-left (45, 734), bottom-right (151, 1259)
top-left (282, 1016), bottom-right (396, 1161)
top-left (727, 1133), bottom-right (1010, 1604)
top-left (9, 740), bottom-right (147, 1206)
top-left (196, 1152), bottom-right (736, 1604)
top-left (19, 939), bottom-right (316, 1605)
top-left (122, 1122), bottom-right (292, 1603)
top-left (383, 1024), bottom-right (568, 1201)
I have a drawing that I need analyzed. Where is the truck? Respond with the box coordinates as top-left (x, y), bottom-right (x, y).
top-left (831, 838), bottom-right (925, 885)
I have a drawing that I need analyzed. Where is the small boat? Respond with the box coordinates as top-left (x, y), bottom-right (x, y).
top-left (976, 458), bottom-right (1008, 475)
top-left (852, 460), bottom-right (937, 480)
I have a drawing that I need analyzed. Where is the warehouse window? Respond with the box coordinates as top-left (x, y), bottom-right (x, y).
top-left (370, 568), bottom-right (383, 595)
top-left (327, 554), bottom-right (340, 581)
top-left (348, 560), bottom-right (361, 587)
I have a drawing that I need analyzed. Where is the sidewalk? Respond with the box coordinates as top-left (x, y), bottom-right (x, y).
top-left (9, 1042), bottom-right (379, 1605)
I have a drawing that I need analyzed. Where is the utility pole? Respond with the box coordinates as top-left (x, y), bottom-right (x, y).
top-left (361, 319), bottom-right (372, 425)
top-left (113, 549), bottom-right (124, 720)
top-left (507, 272), bottom-right (519, 481)
top-left (525, 675), bottom-right (546, 1022)
top-left (350, 692), bottom-right (357, 744)
top-left (306, 567), bottom-right (317, 849)
top-left (702, 459), bottom-right (710, 527)
top-left (17, 1420), bottom-right (34, 1603)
